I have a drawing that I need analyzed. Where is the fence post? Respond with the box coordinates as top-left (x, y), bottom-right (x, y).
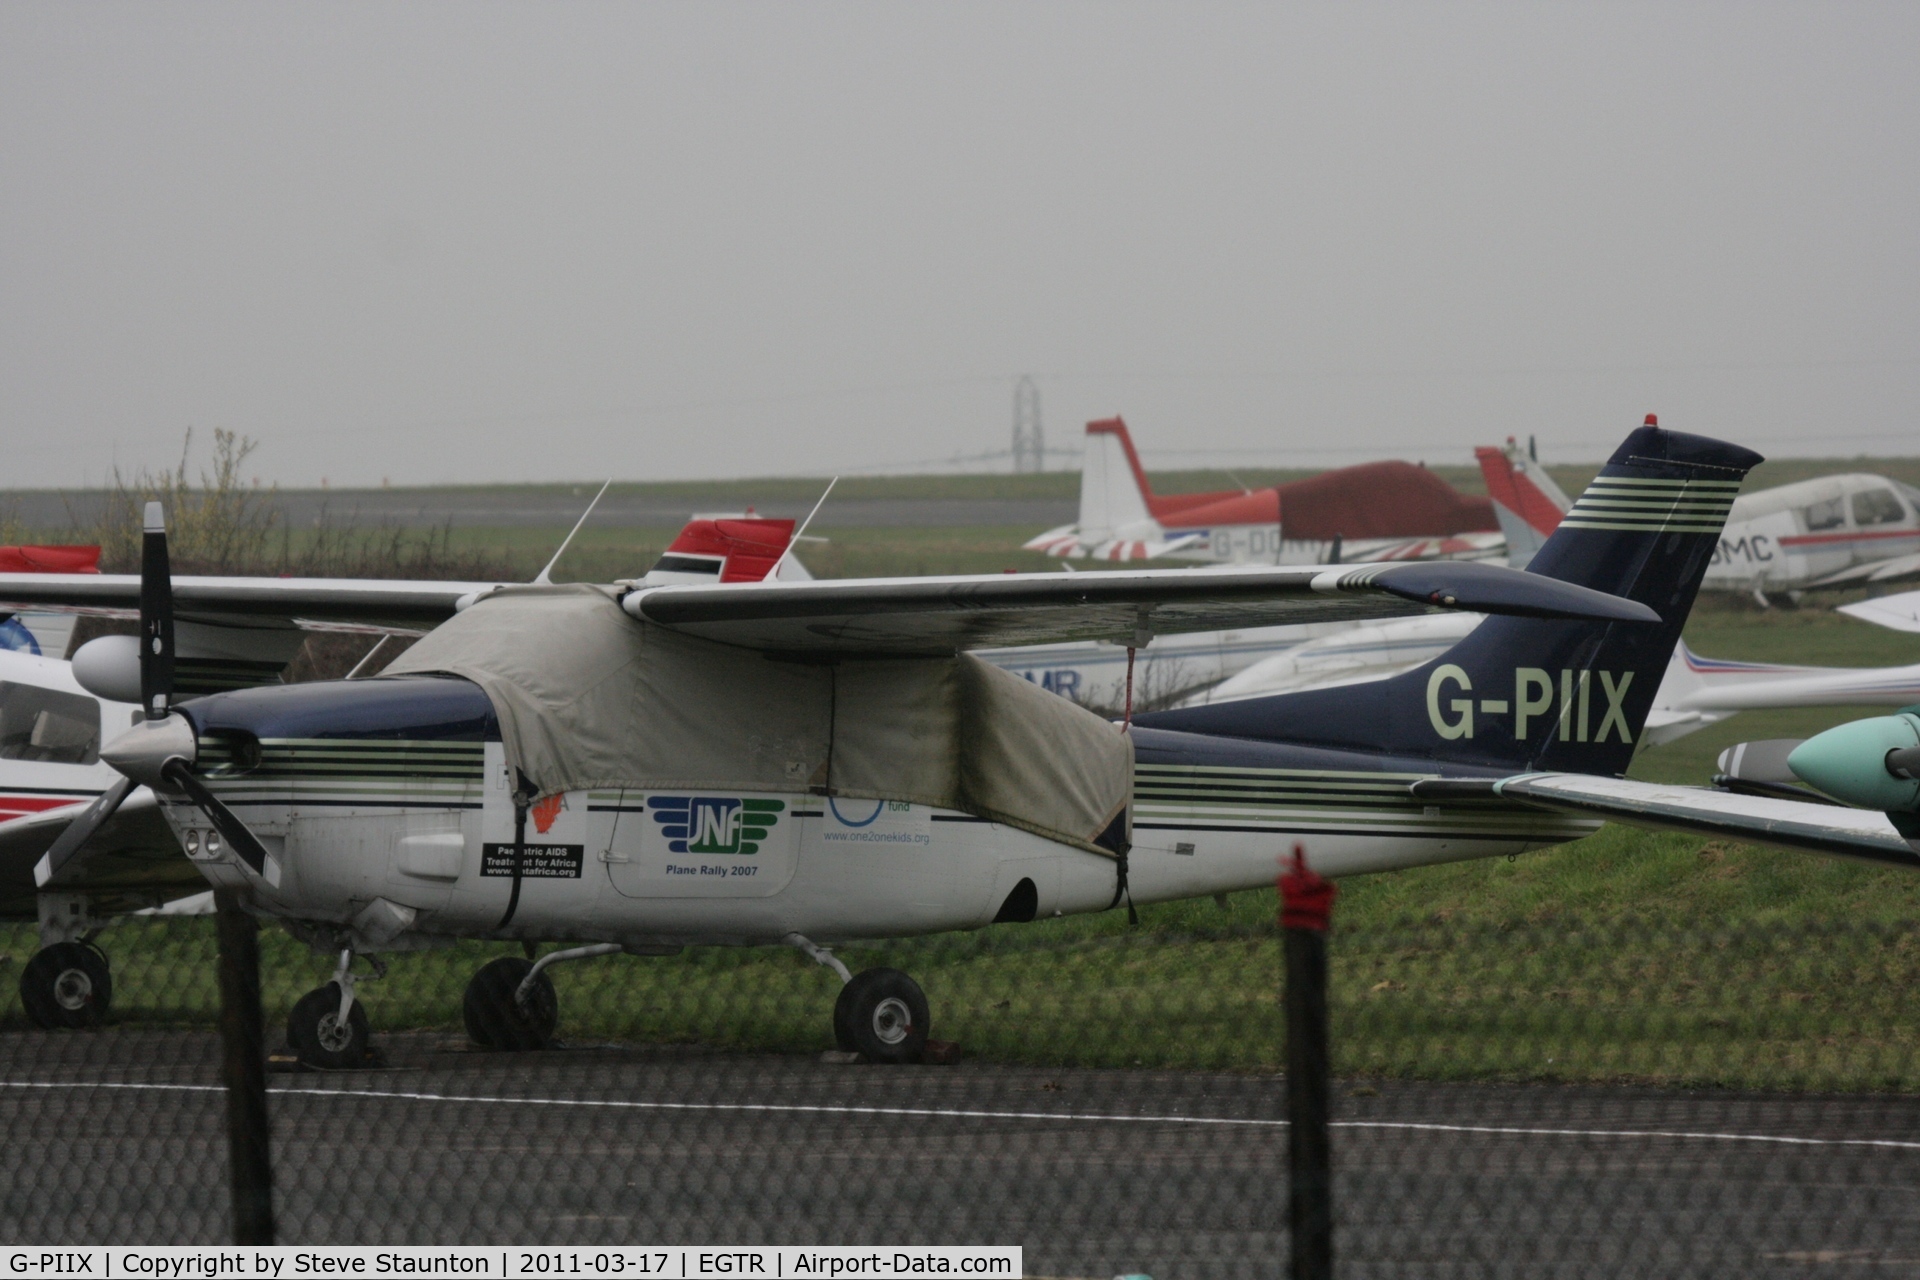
top-left (215, 889), bottom-right (274, 1244)
top-left (1280, 844), bottom-right (1336, 1280)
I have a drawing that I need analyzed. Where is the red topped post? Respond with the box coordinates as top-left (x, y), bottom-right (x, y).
top-left (1280, 844), bottom-right (1336, 1279)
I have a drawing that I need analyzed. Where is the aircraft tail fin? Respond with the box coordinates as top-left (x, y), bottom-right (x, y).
top-left (1021, 417), bottom-right (1179, 559)
top-left (1475, 439), bottom-right (1573, 569)
top-left (1140, 420), bottom-right (1763, 776)
top-left (1078, 418), bottom-right (1163, 541)
top-left (641, 514), bottom-right (800, 585)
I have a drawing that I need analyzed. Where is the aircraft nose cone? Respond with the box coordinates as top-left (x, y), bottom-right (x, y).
top-left (99, 714), bottom-right (199, 788)
top-left (1788, 714), bottom-right (1920, 811)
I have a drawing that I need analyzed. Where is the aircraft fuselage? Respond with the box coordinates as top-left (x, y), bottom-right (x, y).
top-left (171, 678), bottom-right (1593, 952)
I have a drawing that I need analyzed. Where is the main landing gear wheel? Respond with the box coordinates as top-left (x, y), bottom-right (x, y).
top-left (19, 942), bottom-right (112, 1030)
top-left (463, 956), bottom-right (558, 1051)
top-left (288, 982), bottom-right (371, 1069)
top-left (833, 968), bottom-right (930, 1064)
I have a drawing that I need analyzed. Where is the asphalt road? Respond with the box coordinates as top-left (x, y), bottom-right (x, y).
top-left (4, 1030), bottom-right (1920, 1277)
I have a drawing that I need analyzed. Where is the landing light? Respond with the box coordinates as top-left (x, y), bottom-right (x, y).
top-left (207, 831), bottom-right (222, 854)
top-left (184, 830), bottom-right (199, 854)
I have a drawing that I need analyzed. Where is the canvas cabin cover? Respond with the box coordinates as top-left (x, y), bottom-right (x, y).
top-left (383, 585), bottom-right (1132, 855)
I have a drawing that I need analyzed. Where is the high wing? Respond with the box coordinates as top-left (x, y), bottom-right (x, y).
top-left (1411, 772), bottom-right (1920, 870)
top-left (0, 573), bottom-right (503, 629)
top-left (621, 560), bottom-right (1658, 655)
top-left (0, 789), bottom-right (202, 918)
top-left (0, 560), bottom-right (1655, 658)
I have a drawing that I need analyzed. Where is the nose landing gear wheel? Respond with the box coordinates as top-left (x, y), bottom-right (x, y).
top-left (287, 982), bottom-right (371, 1069)
top-left (833, 968), bottom-right (930, 1064)
top-left (19, 942), bottom-right (112, 1030)
top-left (463, 956), bottom-right (558, 1051)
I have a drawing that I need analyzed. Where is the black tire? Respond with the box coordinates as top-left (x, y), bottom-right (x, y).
top-left (463, 956), bottom-right (558, 1051)
top-left (287, 982), bottom-right (372, 1069)
top-left (833, 968), bottom-right (930, 1064)
top-left (19, 942), bottom-right (112, 1030)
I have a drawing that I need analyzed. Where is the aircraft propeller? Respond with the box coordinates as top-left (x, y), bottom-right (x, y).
top-left (38, 503), bottom-right (276, 887)
top-left (1716, 713), bottom-right (1920, 841)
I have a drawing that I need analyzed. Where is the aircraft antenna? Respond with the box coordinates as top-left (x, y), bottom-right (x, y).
top-left (534, 478), bottom-right (613, 585)
top-left (767, 478), bottom-right (838, 581)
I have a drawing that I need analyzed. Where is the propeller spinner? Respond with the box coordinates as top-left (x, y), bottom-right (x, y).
top-left (1784, 712), bottom-right (1920, 830)
top-left (37, 503), bottom-right (278, 887)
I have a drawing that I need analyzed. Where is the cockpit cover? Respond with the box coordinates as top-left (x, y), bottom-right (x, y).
top-left (384, 585), bottom-right (1133, 856)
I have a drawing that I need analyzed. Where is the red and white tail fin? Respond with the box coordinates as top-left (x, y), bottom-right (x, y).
top-left (1474, 438), bottom-right (1572, 569)
top-left (1023, 417), bottom-right (1187, 560)
top-left (1079, 417), bottom-right (1160, 537)
top-left (641, 514), bottom-right (806, 585)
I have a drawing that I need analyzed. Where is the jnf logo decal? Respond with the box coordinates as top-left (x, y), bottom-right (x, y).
top-left (648, 796), bottom-right (785, 854)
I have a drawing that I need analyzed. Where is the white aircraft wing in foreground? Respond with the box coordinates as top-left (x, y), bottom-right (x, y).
top-left (1411, 772), bottom-right (1920, 869)
top-left (0, 559), bottom-right (1648, 657)
top-left (619, 560), bottom-right (1651, 654)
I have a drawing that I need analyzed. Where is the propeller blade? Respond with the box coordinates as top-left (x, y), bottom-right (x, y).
top-left (139, 501), bottom-right (175, 721)
top-left (1715, 739), bottom-right (1807, 787)
top-left (161, 758), bottom-right (273, 882)
top-left (33, 775), bottom-right (138, 887)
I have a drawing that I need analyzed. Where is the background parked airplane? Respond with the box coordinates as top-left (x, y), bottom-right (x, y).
top-left (0, 544), bottom-right (100, 658)
top-left (999, 441), bottom-right (1920, 737)
top-left (0, 514), bottom-right (813, 1029)
top-left (1023, 417), bottom-right (1503, 564)
top-left (1478, 423), bottom-right (1920, 602)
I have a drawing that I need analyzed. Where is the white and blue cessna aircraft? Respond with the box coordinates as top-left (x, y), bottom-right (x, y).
top-left (6, 422), bottom-right (1909, 1069)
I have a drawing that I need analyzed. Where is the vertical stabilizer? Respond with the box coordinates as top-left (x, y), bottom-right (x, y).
top-left (1141, 422), bottom-right (1763, 776)
top-left (1078, 418), bottom-right (1162, 542)
top-left (1476, 439), bottom-right (1573, 569)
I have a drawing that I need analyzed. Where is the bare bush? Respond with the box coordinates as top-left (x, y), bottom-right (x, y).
top-left (64, 429), bottom-right (521, 681)
top-left (76, 428), bottom-right (522, 581)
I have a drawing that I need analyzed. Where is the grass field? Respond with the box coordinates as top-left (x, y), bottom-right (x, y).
top-left (10, 469), bottom-right (1920, 1087)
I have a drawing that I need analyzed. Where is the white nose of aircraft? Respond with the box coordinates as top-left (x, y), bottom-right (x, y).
top-left (98, 713), bottom-right (198, 788)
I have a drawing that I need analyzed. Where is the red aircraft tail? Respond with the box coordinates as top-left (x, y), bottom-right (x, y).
top-left (644, 515), bottom-right (800, 584)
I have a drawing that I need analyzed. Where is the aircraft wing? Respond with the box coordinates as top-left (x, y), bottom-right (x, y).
top-left (1411, 772), bottom-right (1920, 869)
top-left (625, 560), bottom-right (1658, 656)
top-left (1840, 590), bottom-right (1920, 634)
top-left (0, 789), bottom-right (203, 920)
top-left (0, 573), bottom-right (507, 629)
top-left (1806, 552), bottom-right (1920, 590)
top-left (0, 560), bottom-right (1656, 658)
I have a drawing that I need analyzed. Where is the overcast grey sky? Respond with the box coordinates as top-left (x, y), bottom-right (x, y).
top-left (2, 3), bottom-right (1915, 488)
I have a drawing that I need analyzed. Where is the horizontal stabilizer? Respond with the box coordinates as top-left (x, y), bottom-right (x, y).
top-left (1411, 772), bottom-right (1919, 869)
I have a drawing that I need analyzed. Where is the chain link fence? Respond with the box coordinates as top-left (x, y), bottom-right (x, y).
top-left (4, 895), bottom-right (1920, 1276)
